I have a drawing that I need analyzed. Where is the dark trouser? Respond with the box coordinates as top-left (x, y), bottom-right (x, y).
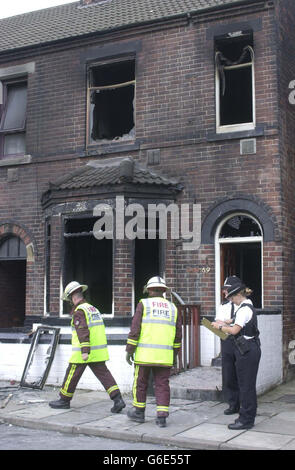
top-left (59, 362), bottom-right (120, 401)
top-left (221, 338), bottom-right (240, 410)
top-left (132, 364), bottom-right (171, 417)
top-left (234, 339), bottom-right (261, 426)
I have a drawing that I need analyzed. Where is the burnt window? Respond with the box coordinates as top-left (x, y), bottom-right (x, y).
top-left (87, 59), bottom-right (135, 144)
top-left (45, 219), bottom-right (51, 315)
top-left (0, 79), bottom-right (27, 157)
top-left (63, 217), bottom-right (113, 315)
top-left (134, 217), bottom-right (165, 309)
top-left (219, 215), bottom-right (261, 238)
top-left (215, 32), bottom-right (254, 132)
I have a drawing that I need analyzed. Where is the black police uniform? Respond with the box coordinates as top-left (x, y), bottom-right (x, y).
top-left (230, 303), bottom-right (261, 426)
top-left (220, 302), bottom-right (240, 411)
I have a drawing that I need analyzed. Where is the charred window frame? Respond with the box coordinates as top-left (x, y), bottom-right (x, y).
top-left (133, 217), bottom-right (166, 311)
top-left (62, 216), bottom-right (113, 316)
top-left (45, 219), bottom-right (51, 315)
top-left (87, 57), bottom-right (135, 146)
top-left (0, 78), bottom-right (27, 158)
top-left (215, 31), bottom-right (255, 133)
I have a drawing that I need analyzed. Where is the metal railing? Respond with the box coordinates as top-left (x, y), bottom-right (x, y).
top-left (170, 292), bottom-right (201, 373)
top-left (177, 304), bottom-right (201, 371)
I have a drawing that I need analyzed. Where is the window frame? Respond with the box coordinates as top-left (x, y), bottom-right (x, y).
top-left (60, 214), bottom-right (114, 317)
top-left (214, 212), bottom-right (264, 312)
top-left (86, 56), bottom-right (136, 148)
top-left (0, 77), bottom-right (27, 158)
top-left (215, 42), bottom-right (256, 134)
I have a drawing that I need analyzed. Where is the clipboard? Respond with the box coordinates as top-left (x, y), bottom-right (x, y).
top-left (201, 317), bottom-right (228, 340)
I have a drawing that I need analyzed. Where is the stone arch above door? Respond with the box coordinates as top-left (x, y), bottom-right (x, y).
top-left (201, 197), bottom-right (276, 244)
top-left (0, 222), bottom-right (37, 262)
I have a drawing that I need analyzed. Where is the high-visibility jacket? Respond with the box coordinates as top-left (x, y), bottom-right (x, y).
top-left (133, 297), bottom-right (178, 366)
top-left (69, 302), bottom-right (109, 363)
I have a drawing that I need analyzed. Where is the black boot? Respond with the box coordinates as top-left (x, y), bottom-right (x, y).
top-left (49, 398), bottom-right (70, 409)
top-left (156, 416), bottom-right (167, 428)
top-left (111, 394), bottom-right (126, 413)
top-left (127, 407), bottom-right (145, 423)
top-left (224, 406), bottom-right (240, 415)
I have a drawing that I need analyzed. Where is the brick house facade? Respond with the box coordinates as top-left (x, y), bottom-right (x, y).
top-left (0, 0), bottom-right (294, 382)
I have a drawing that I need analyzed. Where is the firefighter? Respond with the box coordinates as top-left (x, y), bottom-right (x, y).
top-left (126, 276), bottom-right (182, 428)
top-left (49, 281), bottom-right (125, 413)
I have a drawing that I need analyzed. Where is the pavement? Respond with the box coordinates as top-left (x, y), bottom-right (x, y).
top-left (1, 367), bottom-right (295, 450)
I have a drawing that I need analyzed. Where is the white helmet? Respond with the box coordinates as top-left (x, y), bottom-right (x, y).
top-left (62, 281), bottom-right (88, 301)
top-left (145, 276), bottom-right (168, 291)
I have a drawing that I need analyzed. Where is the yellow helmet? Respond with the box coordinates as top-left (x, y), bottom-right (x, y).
top-left (62, 281), bottom-right (88, 301)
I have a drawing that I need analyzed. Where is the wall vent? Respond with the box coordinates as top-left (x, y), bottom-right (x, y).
top-left (240, 138), bottom-right (256, 155)
top-left (147, 149), bottom-right (160, 165)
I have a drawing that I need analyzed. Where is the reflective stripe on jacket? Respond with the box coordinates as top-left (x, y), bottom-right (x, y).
top-left (134, 297), bottom-right (177, 366)
top-left (70, 302), bottom-right (109, 363)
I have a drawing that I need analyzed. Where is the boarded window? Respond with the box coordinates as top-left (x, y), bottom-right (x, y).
top-left (215, 32), bottom-right (254, 130)
top-left (88, 59), bottom-right (135, 143)
top-left (0, 80), bottom-right (27, 157)
top-left (0, 236), bottom-right (27, 259)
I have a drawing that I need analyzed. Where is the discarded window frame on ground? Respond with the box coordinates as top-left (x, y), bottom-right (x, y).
top-left (20, 326), bottom-right (60, 390)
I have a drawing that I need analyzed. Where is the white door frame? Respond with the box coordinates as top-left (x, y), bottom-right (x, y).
top-left (214, 212), bottom-right (264, 313)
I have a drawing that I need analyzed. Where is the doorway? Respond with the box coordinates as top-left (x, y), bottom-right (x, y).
top-left (0, 236), bottom-right (27, 327)
top-left (216, 213), bottom-right (263, 308)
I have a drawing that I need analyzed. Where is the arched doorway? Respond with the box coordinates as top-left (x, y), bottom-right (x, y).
top-left (0, 235), bottom-right (27, 327)
top-left (215, 213), bottom-right (263, 309)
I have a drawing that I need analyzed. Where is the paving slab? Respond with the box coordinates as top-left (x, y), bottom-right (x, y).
top-left (80, 411), bottom-right (139, 431)
top-left (175, 422), bottom-right (245, 447)
top-left (221, 430), bottom-right (295, 450)
top-left (210, 413), bottom-right (268, 426)
top-left (280, 438), bottom-right (295, 450)
top-left (40, 407), bottom-right (111, 425)
top-left (130, 409), bottom-right (210, 438)
top-left (253, 411), bottom-right (295, 436)
top-left (256, 402), bottom-right (289, 416)
top-left (3, 403), bottom-right (72, 419)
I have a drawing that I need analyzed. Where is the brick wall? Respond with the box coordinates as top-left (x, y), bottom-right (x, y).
top-left (276, 0), bottom-right (295, 379)
top-left (0, 2), bottom-right (287, 366)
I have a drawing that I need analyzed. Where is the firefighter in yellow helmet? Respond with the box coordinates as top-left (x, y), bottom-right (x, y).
top-left (126, 276), bottom-right (182, 427)
top-left (49, 281), bottom-right (125, 413)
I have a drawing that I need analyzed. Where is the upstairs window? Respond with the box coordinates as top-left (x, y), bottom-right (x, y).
top-left (215, 31), bottom-right (255, 133)
top-left (87, 58), bottom-right (135, 145)
top-left (0, 79), bottom-right (27, 157)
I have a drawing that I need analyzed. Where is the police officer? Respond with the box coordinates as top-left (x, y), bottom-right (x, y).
top-left (49, 281), bottom-right (125, 413)
top-left (126, 276), bottom-right (182, 428)
top-left (215, 277), bottom-right (240, 415)
top-left (212, 276), bottom-right (261, 430)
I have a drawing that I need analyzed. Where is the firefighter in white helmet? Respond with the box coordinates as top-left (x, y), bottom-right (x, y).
top-left (126, 276), bottom-right (182, 428)
top-left (49, 281), bottom-right (125, 413)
